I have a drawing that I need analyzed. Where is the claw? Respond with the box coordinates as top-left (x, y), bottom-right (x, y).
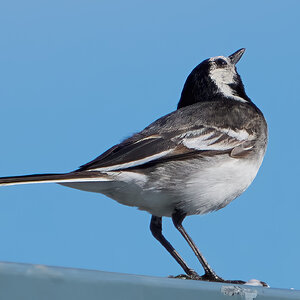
top-left (169, 273), bottom-right (202, 280)
top-left (169, 273), bottom-right (268, 287)
top-left (168, 269), bottom-right (202, 280)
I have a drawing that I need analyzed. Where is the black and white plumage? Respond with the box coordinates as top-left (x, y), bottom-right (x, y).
top-left (0, 49), bottom-right (268, 285)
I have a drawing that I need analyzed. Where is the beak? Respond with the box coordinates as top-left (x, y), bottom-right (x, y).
top-left (229, 48), bottom-right (246, 65)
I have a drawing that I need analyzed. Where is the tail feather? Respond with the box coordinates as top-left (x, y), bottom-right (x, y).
top-left (0, 171), bottom-right (109, 187)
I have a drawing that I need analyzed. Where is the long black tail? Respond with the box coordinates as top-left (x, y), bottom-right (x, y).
top-left (0, 171), bottom-right (108, 187)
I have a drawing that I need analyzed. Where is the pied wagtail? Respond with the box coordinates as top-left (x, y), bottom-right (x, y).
top-left (0, 49), bottom-right (268, 285)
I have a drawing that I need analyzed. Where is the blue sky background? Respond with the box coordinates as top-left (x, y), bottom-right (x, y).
top-left (0, 0), bottom-right (299, 290)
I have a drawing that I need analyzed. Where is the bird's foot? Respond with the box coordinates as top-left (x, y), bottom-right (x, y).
top-left (169, 270), bottom-right (226, 282)
top-left (169, 271), bottom-right (268, 287)
top-left (168, 269), bottom-right (203, 280)
top-left (202, 274), bottom-right (268, 287)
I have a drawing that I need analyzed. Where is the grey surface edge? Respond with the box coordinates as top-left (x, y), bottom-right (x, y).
top-left (0, 261), bottom-right (299, 300)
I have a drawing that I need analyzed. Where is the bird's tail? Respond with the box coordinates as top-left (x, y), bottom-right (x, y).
top-left (0, 171), bottom-right (110, 187)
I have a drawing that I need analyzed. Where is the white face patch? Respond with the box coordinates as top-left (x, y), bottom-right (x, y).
top-left (208, 56), bottom-right (247, 103)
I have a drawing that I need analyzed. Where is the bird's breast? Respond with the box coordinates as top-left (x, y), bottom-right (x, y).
top-left (178, 153), bottom-right (265, 215)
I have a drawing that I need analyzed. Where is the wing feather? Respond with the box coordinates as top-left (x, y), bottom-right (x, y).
top-left (79, 126), bottom-right (255, 172)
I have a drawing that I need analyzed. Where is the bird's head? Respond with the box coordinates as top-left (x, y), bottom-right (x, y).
top-left (177, 48), bottom-right (251, 109)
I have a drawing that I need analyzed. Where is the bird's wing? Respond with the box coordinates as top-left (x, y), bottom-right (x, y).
top-left (79, 126), bottom-right (255, 172)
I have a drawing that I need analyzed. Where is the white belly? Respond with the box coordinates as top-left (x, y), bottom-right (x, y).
top-left (178, 156), bottom-right (264, 215)
top-left (61, 154), bottom-right (264, 217)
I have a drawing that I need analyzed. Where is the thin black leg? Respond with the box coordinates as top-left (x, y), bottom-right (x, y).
top-left (150, 212), bottom-right (267, 285)
top-left (172, 210), bottom-right (251, 284)
top-left (150, 215), bottom-right (198, 277)
top-left (171, 210), bottom-right (222, 281)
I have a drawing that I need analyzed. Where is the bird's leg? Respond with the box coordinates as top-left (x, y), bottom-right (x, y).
top-left (172, 210), bottom-right (249, 284)
top-left (150, 215), bottom-right (199, 278)
top-left (151, 214), bottom-right (253, 285)
top-left (171, 210), bottom-right (223, 281)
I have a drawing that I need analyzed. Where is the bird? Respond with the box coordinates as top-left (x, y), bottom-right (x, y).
top-left (0, 48), bottom-right (268, 285)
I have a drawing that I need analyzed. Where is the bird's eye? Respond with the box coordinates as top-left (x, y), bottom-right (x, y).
top-left (215, 58), bottom-right (227, 67)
